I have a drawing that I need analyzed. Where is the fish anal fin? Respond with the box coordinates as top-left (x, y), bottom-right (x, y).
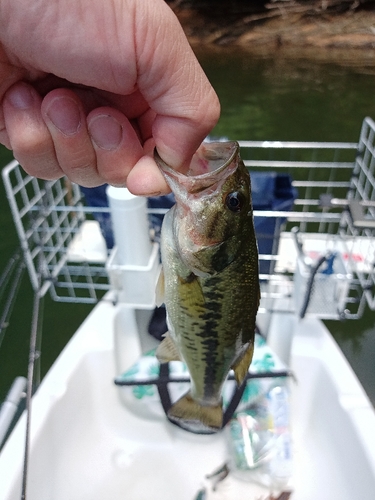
top-left (168, 392), bottom-right (223, 434)
top-left (232, 343), bottom-right (254, 387)
top-left (155, 267), bottom-right (165, 307)
top-left (156, 332), bottom-right (181, 363)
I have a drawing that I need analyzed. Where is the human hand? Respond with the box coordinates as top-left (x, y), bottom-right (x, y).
top-left (0, 0), bottom-right (220, 195)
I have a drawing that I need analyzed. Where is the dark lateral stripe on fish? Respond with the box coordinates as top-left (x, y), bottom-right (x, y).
top-left (189, 320), bottom-right (231, 398)
top-left (202, 342), bottom-right (223, 399)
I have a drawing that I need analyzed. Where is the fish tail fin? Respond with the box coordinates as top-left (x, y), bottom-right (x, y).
top-left (168, 392), bottom-right (223, 434)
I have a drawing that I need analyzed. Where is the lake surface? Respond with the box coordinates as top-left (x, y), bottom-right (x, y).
top-left (1, 50), bottom-right (375, 404)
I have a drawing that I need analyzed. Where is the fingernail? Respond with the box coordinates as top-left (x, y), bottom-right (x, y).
top-left (45, 97), bottom-right (81, 136)
top-left (6, 83), bottom-right (35, 109)
top-left (147, 191), bottom-right (162, 197)
top-left (88, 114), bottom-right (123, 151)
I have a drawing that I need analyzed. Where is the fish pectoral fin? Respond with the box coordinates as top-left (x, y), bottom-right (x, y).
top-left (156, 332), bottom-right (181, 363)
top-left (168, 392), bottom-right (223, 433)
top-left (178, 272), bottom-right (205, 308)
top-left (231, 343), bottom-right (254, 387)
top-left (155, 267), bottom-right (165, 307)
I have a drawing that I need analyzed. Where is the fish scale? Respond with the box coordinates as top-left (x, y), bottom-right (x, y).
top-left (154, 141), bottom-right (259, 434)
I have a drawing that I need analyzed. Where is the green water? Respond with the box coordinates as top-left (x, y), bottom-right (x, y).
top-left (0, 155), bottom-right (93, 402)
top-left (198, 50), bottom-right (375, 142)
top-left (1, 50), bottom-right (375, 404)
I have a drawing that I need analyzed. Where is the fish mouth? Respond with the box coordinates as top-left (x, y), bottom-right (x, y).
top-left (154, 141), bottom-right (239, 195)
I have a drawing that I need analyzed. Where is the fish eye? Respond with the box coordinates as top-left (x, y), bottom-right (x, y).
top-left (225, 191), bottom-right (245, 213)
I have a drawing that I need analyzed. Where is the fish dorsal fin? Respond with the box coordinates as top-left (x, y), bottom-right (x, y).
top-left (231, 343), bottom-right (254, 387)
top-left (156, 332), bottom-right (182, 363)
top-left (155, 267), bottom-right (165, 307)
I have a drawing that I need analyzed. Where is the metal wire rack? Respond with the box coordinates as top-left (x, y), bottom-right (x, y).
top-left (3, 117), bottom-right (375, 319)
top-left (2, 161), bottom-right (110, 303)
top-left (239, 117), bottom-right (375, 319)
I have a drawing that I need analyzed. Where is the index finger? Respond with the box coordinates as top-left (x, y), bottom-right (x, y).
top-left (133, 1), bottom-right (220, 171)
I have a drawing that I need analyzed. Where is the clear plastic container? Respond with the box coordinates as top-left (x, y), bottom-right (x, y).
top-left (227, 384), bottom-right (292, 490)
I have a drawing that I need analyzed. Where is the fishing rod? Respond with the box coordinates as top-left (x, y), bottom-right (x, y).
top-left (20, 255), bottom-right (44, 500)
top-left (0, 249), bottom-right (25, 350)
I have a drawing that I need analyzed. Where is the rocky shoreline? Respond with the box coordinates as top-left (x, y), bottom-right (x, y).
top-left (170, 2), bottom-right (375, 67)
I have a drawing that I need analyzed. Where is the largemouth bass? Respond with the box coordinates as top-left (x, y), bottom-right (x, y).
top-left (154, 141), bottom-right (259, 434)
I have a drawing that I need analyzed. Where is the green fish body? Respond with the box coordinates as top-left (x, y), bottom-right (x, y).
top-left (154, 142), bottom-right (259, 434)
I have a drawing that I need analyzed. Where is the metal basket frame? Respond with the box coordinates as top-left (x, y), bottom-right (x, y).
top-left (3, 117), bottom-right (375, 319)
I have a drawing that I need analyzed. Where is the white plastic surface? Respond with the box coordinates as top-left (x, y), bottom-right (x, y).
top-left (106, 186), bottom-right (152, 266)
top-left (66, 220), bottom-right (108, 262)
top-left (106, 243), bottom-right (160, 308)
top-left (1, 302), bottom-right (375, 500)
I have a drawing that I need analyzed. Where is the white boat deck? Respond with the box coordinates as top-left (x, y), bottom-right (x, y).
top-left (1, 299), bottom-right (375, 500)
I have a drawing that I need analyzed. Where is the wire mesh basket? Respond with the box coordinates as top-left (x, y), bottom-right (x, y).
top-left (294, 251), bottom-right (352, 319)
top-left (3, 117), bottom-right (375, 320)
top-left (2, 161), bottom-right (111, 302)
